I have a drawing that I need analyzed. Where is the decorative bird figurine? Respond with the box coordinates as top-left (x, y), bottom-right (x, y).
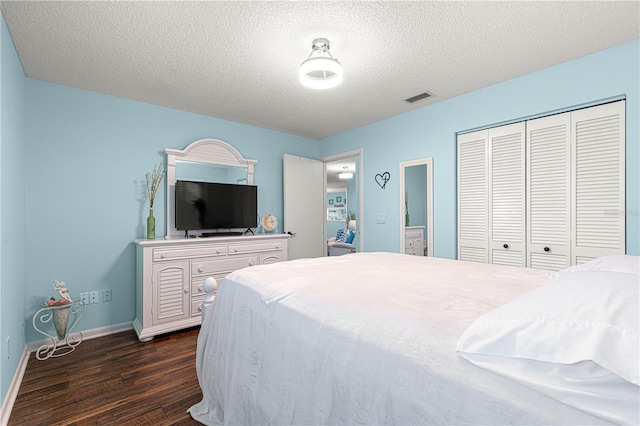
top-left (53, 280), bottom-right (72, 302)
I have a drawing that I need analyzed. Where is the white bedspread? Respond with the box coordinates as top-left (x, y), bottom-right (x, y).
top-left (189, 252), bottom-right (614, 425)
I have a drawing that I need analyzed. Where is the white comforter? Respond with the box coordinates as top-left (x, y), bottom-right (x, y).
top-left (189, 253), bottom-right (614, 425)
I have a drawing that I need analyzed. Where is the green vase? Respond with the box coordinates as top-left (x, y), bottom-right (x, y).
top-left (147, 208), bottom-right (155, 240)
top-left (405, 210), bottom-right (410, 226)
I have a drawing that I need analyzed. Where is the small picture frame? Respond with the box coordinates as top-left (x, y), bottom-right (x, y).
top-left (336, 196), bottom-right (342, 202)
top-left (329, 199), bottom-right (334, 205)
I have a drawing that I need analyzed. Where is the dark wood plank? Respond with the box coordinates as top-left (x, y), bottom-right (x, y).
top-left (8, 327), bottom-right (203, 425)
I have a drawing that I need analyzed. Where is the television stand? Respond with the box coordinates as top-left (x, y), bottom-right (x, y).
top-left (134, 234), bottom-right (289, 341)
top-left (201, 231), bottom-right (243, 237)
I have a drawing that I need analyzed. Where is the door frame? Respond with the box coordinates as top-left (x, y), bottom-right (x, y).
top-left (320, 149), bottom-right (364, 253)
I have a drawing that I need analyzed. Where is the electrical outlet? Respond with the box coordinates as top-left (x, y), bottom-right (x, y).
top-left (89, 291), bottom-right (99, 304)
top-left (102, 289), bottom-right (112, 303)
top-left (377, 213), bottom-right (386, 224)
top-left (80, 292), bottom-right (89, 304)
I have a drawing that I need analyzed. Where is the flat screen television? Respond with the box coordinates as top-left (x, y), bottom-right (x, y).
top-left (175, 180), bottom-right (258, 232)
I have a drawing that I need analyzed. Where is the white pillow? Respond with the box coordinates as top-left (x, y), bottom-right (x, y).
top-left (456, 270), bottom-right (639, 386)
top-left (549, 254), bottom-right (639, 280)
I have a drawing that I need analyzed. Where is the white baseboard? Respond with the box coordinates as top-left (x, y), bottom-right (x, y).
top-left (0, 348), bottom-right (29, 426)
top-left (1, 322), bottom-right (133, 425)
top-left (26, 321), bottom-right (132, 353)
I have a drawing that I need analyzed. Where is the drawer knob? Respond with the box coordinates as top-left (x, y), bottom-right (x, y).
top-left (503, 243), bottom-right (509, 249)
top-left (198, 266), bottom-right (204, 273)
top-left (160, 254), bottom-right (166, 259)
top-left (184, 288), bottom-right (188, 294)
top-left (234, 248), bottom-right (239, 253)
top-left (544, 246), bottom-right (550, 252)
top-left (198, 285), bottom-right (203, 292)
top-left (216, 249), bottom-right (220, 254)
top-left (249, 260), bottom-right (255, 266)
top-left (198, 305), bottom-right (202, 312)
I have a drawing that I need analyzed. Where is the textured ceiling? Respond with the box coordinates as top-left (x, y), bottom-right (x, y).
top-left (2, 1), bottom-right (639, 139)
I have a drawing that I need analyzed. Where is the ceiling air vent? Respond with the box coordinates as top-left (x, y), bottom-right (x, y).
top-left (404, 91), bottom-right (433, 104)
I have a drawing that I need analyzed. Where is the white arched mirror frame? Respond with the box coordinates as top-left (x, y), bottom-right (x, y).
top-left (399, 158), bottom-right (434, 256)
top-left (165, 138), bottom-right (257, 239)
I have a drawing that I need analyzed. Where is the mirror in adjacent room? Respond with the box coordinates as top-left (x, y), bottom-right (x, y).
top-left (399, 158), bottom-right (433, 256)
top-left (324, 154), bottom-right (360, 256)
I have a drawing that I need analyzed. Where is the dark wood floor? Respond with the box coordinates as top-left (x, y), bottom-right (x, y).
top-left (8, 327), bottom-right (203, 425)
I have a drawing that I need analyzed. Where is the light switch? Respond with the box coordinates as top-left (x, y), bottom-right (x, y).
top-left (377, 213), bottom-right (386, 224)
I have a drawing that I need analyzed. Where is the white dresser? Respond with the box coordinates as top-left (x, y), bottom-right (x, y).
top-left (405, 226), bottom-right (425, 256)
top-left (134, 234), bottom-right (288, 341)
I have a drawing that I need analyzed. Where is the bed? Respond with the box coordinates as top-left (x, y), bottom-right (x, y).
top-left (189, 252), bottom-right (639, 425)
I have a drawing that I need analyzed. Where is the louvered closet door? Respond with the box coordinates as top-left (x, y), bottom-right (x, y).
top-left (571, 101), bottom-right (626, 263)
top-left (526, 113), bottom-right (571, 270)
top-left (457, 130), bottom-right (488, 262)
top-left (488, 123), bottom-right (526, 266)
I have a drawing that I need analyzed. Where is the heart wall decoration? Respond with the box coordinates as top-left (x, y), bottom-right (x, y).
top-left (375, 172), bottom-right (391, 189)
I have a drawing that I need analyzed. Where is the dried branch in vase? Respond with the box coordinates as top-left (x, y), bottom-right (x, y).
top-left (146, 161), bottom-right (166, 208)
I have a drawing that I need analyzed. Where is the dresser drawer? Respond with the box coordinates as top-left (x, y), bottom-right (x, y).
top-left (153, 244), bottom-right (227, 261)
top-left (191, 274), bottom-right (226, 297)
top-left (260, 251), bottom-right (285, 264)
top-left (191, 297), bottom-right (205, 317)
top-left (228, 241), bottom-right (284, 256)
top-left (405, 229), bottom-right (424, 239)
top-left (192, 255), bottom-right (259, 276)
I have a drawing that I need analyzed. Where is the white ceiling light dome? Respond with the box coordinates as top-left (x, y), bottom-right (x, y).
top-left (338, 166), bottom-right (353, 179)
top-left (299, 38), bottom-right (343, 90)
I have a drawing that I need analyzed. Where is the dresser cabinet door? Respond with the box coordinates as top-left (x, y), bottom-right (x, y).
top-left (152, 260), bottom-right (190, 325)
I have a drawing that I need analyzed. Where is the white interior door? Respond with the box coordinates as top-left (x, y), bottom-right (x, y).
top-left (283, 154), bottom-right (325, 260)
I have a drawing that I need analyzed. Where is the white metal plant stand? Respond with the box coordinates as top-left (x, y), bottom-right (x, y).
top-left (32, 299), bottom-right (85, 360)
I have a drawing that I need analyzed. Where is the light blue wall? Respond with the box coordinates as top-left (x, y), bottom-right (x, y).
top-left (320, 40), bottom-right (640, 259)
top-left (22, 79), bottom-right (317, 344)
top-left (0, 13), bottom-right (26, 406)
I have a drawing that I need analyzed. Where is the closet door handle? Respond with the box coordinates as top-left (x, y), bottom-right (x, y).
top-left (503, 244), bottom-right (509, 249)
top-left (544, 247), bottom-right (550, 252)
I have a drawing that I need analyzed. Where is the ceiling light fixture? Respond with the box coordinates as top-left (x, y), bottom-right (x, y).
top-left (338, 166), bottom-right (353, 179)
top-left (299, 38), bottom-right (343, 90)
